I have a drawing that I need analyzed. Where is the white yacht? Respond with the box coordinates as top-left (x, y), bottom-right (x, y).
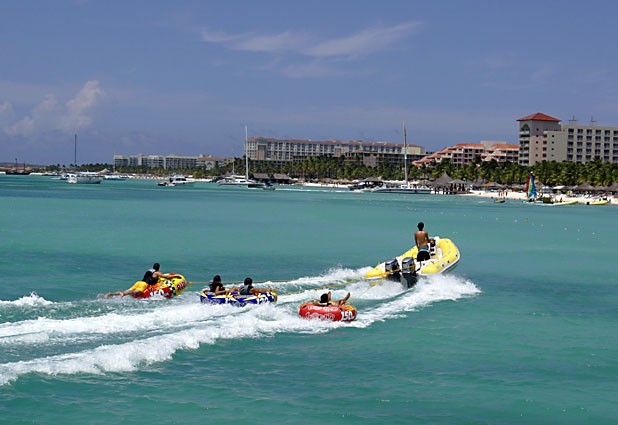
top-left (158, 174), bottom-right (195, 186)
top-left (67, 172), bottom-right (103, 184)
top-left (218, 175), bottom-right (265, 188)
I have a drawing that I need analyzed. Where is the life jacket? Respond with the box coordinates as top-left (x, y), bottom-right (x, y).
top-left (142, 268), bottom-right (158, 285)
top-left (239, 284), bottom-right (252, 296)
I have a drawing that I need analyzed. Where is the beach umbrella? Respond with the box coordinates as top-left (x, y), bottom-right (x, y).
top-left (607, 182), bottom-right (618, 192)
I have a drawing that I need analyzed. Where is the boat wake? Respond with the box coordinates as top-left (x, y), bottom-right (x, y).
top-left (0, 268), bottom-right (480, 386)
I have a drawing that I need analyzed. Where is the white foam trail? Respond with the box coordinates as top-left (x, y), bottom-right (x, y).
top-left (0, 303), bottom-right (342, 385)
top-left (355, 274), bottom-right (481, 327)
top-left (0, 293), bottom-right (54, 307)
top-left (0, 272), bottom-right (480, 386)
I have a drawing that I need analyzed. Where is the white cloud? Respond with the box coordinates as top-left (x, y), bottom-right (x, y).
top-left (235, 31), bottom-right (312, 54)
top-left (304, 22), bottom-right (419, 59)
top-left (0, 101), bottom-right (15, 127)
top-left (62, 80), bottom-right (106, 131)
top-left (2, 80), bottom-right (105, 137)
top-left (201, 21), bottom-right (419, 59)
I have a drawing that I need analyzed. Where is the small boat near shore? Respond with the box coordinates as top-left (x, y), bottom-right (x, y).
top-left (583, 198), bottom-right (610, 205)
top-left (157, 174), bottom-right (194, 186)
top-left (540, 196), bottom-right (578, 206)
top-left (199, 290), bottom-right (277, 306)
top-left (67, 172), bottom-right (103, 184)
top-left (364, 237), bottom-right (460, 288)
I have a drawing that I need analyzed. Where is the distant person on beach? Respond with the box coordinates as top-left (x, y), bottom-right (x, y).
top-left (104, 263), bottom-right (175, 298)
top-left (414, 222), bottom-right (434, 262)
top-left (238, 277), bottom-right (277, 295)
top-left (300, 291), bottom-right (350, 309)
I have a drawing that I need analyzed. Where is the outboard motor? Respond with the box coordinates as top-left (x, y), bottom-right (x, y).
top-left (400, 257), bottom-right (417, 289)
top-left (384, 258), bottom-right (400, 282)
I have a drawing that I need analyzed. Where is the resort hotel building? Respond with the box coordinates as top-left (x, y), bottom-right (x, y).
top-left (412, 142), bottom-right (519, 167)
top-left (113, 154), bottom-right (229, 170)
top-left (517, 112), bottom-right (618, 166)
top-left (112, 112), bottom-right (618, 171)
top-left (245, 137), bottom-right (426, 168)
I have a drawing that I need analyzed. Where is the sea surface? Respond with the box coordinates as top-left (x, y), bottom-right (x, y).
top-left (1, 175), bottom-right (617, 424)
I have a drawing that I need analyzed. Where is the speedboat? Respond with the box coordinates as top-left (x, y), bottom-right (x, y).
top-left (364, 236), bottom-right (460, 288)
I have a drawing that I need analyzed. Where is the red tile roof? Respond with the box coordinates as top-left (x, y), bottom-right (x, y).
top-left (517, 112), bottom-right (560, 122)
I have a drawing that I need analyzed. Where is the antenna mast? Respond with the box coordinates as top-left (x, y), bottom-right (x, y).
top-left (245, 126), bottom-right (249, 180)
top-left (403, 122), bottom-right (408, 186)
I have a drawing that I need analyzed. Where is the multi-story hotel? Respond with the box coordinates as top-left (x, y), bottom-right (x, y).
top-left (246, 137), bottom-right (426, 168)
top-left (518, 112), bottom-right (618, 166)
top-left (413, 142), bottom-right (519, 167)
top-left (113, 154), bottom-right (229, 170)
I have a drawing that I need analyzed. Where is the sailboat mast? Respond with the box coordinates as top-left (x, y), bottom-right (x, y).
top-left (403, 122), bottom-right (408, 186)
top-left (245, 125), bottom-right (249, 180)
top-left (74, 134), bottom-right (77, 168)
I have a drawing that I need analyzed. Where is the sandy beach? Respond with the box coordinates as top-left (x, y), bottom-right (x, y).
top-left (461, 189), bottom-right (615, 205)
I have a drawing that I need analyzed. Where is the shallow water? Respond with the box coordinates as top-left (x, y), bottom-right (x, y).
top-left (1, 176), bottom-right (617, 424)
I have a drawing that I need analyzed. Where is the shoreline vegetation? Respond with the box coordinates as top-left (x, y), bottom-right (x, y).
top-left (3, 171), bottom-right (615, 205)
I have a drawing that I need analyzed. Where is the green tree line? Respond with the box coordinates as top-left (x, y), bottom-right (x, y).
top-left (39, 156), bottom-right (618, 186)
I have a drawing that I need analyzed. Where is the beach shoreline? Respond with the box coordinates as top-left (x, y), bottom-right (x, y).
top-left (460, 189), bottom-right (615, 205)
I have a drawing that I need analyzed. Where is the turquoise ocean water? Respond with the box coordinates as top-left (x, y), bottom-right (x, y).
top-left (1, 175), bottom-right (617, 424)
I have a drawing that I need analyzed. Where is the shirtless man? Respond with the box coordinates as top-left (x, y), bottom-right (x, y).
top-left (104, 263), bottom-right (175, 298)
top-left (299, 291), bottom-right (351, 309)
top-left (414, 222), bottom-right (434, 262)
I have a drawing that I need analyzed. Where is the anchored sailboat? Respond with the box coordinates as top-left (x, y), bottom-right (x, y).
top-left (218, 126), bottom-right (265, 188)
top-left (372, 123), bottom-right (432, 194)
top-left (66, 134), bottom-right (103, 184)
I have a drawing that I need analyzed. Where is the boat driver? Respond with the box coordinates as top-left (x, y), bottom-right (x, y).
top-left (414, 222), bottom-right (434, 262)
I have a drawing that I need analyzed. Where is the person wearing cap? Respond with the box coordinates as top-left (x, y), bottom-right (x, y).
top-left (104, 263), bottom-right (175, 298)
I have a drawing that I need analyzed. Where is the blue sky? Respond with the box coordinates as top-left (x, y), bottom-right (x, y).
top-left (1, 0), bottom-right (617, 165)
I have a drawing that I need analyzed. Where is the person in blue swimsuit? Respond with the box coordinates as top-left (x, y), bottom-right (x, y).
top-left (414, 222), bottom-right (434, 262)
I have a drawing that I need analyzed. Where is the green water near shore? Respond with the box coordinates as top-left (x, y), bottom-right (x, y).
top-left (1, 175), bottom-right (617, 424)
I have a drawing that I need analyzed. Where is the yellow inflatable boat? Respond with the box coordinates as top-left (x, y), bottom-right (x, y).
top-left (364, 237), bottom-right (461, 287)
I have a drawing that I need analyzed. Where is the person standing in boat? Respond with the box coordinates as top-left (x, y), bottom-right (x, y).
top-left (104, 263), bottom-right (175, 298)
top-left (414, 222), bottom-right (434, 262)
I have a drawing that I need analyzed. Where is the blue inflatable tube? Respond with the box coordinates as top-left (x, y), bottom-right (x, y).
top-left (199, 290), bottom-right (277, 307)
